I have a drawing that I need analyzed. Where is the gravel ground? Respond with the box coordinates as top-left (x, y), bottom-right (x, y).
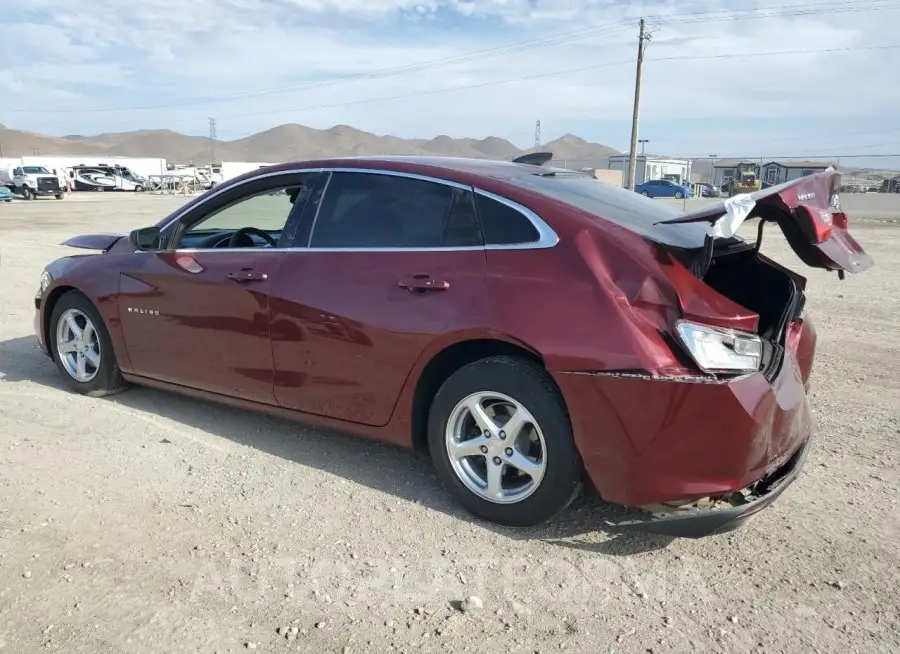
top-left (0, 192), bottom-right (898, 654)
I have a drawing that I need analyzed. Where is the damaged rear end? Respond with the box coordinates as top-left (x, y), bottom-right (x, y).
top-left (532, 168), bottom-right (872, 537)
top-left (616, 169), bottom-right (871, 536)
top-left (661, 168), bottom-right (871, 385)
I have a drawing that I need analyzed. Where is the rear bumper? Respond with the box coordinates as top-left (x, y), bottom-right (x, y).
top-left (554, 325), bottom-right (816, 535)
top-left (606, 434), bottom-right (812, 538)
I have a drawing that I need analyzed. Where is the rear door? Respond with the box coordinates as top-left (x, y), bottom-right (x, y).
top-left (269, 169), bottom-right (487, 427)
top-left (661, 169), bottom-right (873, 274)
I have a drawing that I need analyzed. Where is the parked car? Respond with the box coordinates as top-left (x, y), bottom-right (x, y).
top-left (33, 157), bottom-right (872, 538)
top-left (697, 182), bottom-right (720, 198)
top-left (635, 178), bottom-right (694, 199)
top-left (0, 186), bottom-right (12, 202)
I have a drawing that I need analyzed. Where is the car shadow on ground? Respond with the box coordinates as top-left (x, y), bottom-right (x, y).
top-left (0, 335), bottom-right (674, 556)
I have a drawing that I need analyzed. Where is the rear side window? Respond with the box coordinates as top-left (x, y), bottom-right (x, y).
top-left (310, 172), bottom-right (482, 248)
top-left (475, 193), bottom-right (540, 245)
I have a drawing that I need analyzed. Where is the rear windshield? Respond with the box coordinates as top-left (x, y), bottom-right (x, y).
top-left (505, 174), bottom-right (717, 249)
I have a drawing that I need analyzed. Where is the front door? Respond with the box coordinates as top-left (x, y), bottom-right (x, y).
top-left (119, 172), bottom-right (319, 403)
top-left (270, 170), bottom-right (488, 426)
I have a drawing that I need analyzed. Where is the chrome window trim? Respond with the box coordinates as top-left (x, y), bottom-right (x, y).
top-left (473, 188), bottom-right (559, 250)
top-left (170, 246), bottom-right (488, 254)
top-left (146, 164), bottom-right (559, 254)
top-left (320, 167), bottom-right (472, 191)
top-left (158, 167), bottom-right (324, 233)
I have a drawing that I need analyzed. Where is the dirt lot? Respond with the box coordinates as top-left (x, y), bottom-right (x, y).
top-left (1, 192), bottom-right (898, 653)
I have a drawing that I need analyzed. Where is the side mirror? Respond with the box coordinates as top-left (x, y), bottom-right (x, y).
top-left (129, 226), bottom-right (161, 251)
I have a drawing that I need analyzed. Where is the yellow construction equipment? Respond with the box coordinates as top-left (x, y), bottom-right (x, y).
top-left (731, 162), bottom-right (761, 195)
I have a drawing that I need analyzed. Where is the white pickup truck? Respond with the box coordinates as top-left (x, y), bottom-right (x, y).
top-left (9, 165), bottom-right (65, 200)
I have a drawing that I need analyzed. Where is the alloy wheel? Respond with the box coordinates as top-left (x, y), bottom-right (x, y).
top-left (55, 308), bottom-right (101, 382)
top-left (445, 391), bottom-right (547, 504)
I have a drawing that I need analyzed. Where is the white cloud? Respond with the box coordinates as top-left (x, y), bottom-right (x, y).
top-left (1, 0), bottom-right (898, 159)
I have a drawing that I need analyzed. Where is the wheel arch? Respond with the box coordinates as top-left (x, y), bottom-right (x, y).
top-left (42, 285), bottom-right (81, 357)
top-left (409, 337), bottom-right (565, 457)
top-left (42, 285), bottom-right (119, 365)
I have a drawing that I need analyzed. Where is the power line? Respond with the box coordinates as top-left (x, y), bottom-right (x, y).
top-left (42, 41), bottom-right (897, 133)
top-left (6, 0), bottom-right (897, 114)
top-left (651, 126), bottom-right (900, 149)
top-left (205, 43), bottom-right (900, 122)
top-left (549, 153), bottom-right (900, 164)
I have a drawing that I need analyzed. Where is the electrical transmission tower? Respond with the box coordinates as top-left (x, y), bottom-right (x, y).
top-left (534, 120), bottom-right (541, 149)
top-left (208, 117), bottom-right (217, 165)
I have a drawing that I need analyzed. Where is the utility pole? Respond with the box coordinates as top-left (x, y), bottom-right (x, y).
top-left (534, 120), bottom-right (541, 149)
top-left (709, 154), bottom-right (718, 184)
top-left (208, 117), bottom-right (217, 166)
top-left (627, 18), bottom-right (651, 190)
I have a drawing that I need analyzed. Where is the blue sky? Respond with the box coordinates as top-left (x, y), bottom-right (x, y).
top-left (2, 0), bottom-right (899, 168)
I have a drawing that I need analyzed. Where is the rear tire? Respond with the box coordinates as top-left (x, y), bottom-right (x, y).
top-left (427, 355), bottom-right (582, 527)
top-left (49, 291), bottom-right (128, 397)
top-left (55, 193), bottom-right (64, 200)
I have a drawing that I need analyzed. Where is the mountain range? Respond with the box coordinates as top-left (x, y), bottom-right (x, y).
top-left (0, 122), bottom-right (621, 169)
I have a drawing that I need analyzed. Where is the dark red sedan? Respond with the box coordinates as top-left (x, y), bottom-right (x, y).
top-left (34, 156), bottom-right (872, 537)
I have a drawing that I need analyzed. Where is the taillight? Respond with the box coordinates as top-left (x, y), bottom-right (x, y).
top-left (796, 205), bottom-right (834, 243)
top-left (832, 211), bottom-right (848, 230)
top-left (674, 320), bottom-right (763, 374)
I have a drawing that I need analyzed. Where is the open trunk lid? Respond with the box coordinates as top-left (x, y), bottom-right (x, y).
top-left (658, 169), bottom-right (873, 276)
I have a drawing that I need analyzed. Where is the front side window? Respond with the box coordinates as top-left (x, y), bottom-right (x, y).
top-left (309, 172), bottom-right (481, 249)
top-left (176, 182), bottom-right (311, 249)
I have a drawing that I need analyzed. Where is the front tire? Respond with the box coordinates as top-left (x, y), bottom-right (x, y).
top-left (21, 186), bottom-right (34, 200)
top-left (49, 291), bottom-right (128, 397)
top-left (675, 191), bottom-right (684, 199)
top-left (641, 191), bottom-right (649, 197)
top-left (427, 356), bottom-right (582, 527)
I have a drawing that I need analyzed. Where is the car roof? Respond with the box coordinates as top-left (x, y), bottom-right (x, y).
top-left (261, 155), bottom-right (555, 182)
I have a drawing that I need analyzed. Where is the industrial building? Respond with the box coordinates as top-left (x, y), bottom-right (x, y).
top-left (760, 160), bottom-right (834, 186)
top-left (607, 154), bottom-right (692, 188)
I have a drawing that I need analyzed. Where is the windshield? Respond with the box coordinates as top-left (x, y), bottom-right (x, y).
top-left (505, 174), bottom-right (715, 248)
top-left (22, 166), bottom-right (51, 174)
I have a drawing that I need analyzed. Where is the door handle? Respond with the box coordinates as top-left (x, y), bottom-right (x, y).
top-left (398, 274), bottom-right (450, 293)
top-left (228, 268), bottom-right (268, 282)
